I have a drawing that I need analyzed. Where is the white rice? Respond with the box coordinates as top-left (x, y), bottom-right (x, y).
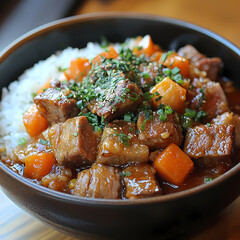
top-left (0, 39), bottom-right (136, 156)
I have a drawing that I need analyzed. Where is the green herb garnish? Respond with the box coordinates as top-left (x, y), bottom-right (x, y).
top-left (17, 138), bottom-right (27, 146)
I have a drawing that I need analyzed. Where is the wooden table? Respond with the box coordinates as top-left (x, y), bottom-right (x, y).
top-left (1, 0), bottom-right (240, 239)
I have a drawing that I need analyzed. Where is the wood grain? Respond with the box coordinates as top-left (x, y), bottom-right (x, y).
top-left (77, 0), bottom-right (240, 47)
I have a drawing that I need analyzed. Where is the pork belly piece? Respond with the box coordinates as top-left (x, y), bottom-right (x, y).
top-left (178, 45), bottom-right (222, 81)
top-left (12, 135), bottom-right (51, 164)
top-left (212, 112), bottom-right (240, 148)
top-left (46, 116), bottom-right (97, 167)
top-left (97, 120), bottom-right (149, 166)
top-left (123, 164), bottom-right (161, 199)
top-left (184, 124), bottom-right (235, 159)
top-left (73, 164), bottom-right (120, 199)
top-left (189, 81), bottom-right (229, 121)
top-left (87, 78), bottom-right (143, 122)
top-left (34, 88), bottom-right (79, 125)
top-left (138, 62), bottom-right (158, 91)
top-left (137, 111), bottom-right (183, 150)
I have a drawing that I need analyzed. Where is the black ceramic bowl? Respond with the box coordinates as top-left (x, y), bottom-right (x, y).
top-left (0, 13), bottom-right (240, 239)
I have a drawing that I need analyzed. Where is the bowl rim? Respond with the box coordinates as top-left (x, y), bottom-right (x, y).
top-left (0, 12), bottom-right (239, 206)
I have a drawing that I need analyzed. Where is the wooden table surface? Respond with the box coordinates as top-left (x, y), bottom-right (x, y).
top-left (1, 0), bottom-right (240, 239)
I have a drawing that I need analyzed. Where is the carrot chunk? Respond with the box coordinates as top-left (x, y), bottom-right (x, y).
top-left (153, 143), bottom-right (194, 186)
top-left (92, 46), bottom-right (118, 64)
top-left (37, 78), bottom-right (52, 94)
top-left (24, 152), bottom-right (56, 180)
top-left (150, 77), bottom-right (186, 113)
top-left (134, 35), bottom-right (159, 57)
top-left (64, 58), bottom-right (91, 81)
top-left (163, 53), bottom-right (190, 78)
top-left (23, 105), bottom-right (48, 137)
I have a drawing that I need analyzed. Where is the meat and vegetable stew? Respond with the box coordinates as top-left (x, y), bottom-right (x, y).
top-left (1, 35), bottom-right (239, 199)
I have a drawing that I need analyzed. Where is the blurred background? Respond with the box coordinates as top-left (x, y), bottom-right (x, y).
top-left (0, 0), bottom-right (240, 239)
top-left (0, 0), bottom-right (239, 51)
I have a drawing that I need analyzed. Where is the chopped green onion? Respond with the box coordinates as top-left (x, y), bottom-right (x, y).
top-left (38, 139), bottom-right (49, 145)
top-left (164, 105), bottom-right (173, 115)
top-left (17, 138), bottom-right (27, 146)
top-left (73, 132), bottom-right (78, 137)
top-left (31, 92), bottom-right (37, 99)
top-left (124, 113), bottom-right (132, 122)
top-left (196, 110), bottom-right (207, 120)
top-left (142, 71), bottom-right (150, 79)
top-left (129, 92), bottom-right (139, 101)
top-left (163, 68), bottom-right (171, 75)
top-left (125, 171), bottom-right (132, 177)
top-left (204, 177), bottom-right (213, 183)
top-left (94, 126), bottom-right (102, 133)
top-left (207, 123), bottom-right (211, 127)
top-left (157, 109), bottom-right (167, 122)
top-left (161, 50), bottom-right (174, 62)
top-left (171, 67), bottom-right (180, 75)
top-left (184, 108), bottom-right (196, 118)
top-left (143, 92), bottom-right (154, 101)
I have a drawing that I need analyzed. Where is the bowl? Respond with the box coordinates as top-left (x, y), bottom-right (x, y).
top-left (0, 12), bottom-right (239, 239)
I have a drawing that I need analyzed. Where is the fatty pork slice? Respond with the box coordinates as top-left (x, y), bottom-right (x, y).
top-left (184, 124), bottom-right (235, 161)
top-left (46, 116), bottom-right (97, 167)
top-left (178, 44), bottom-right (222, 81)
top-left (123, 164), bottom-right (161, 199)
top-left (137, 111), bottom-right (183, 150)
top-left (212, 112), bottom-right (240, 148)
top-left (73, 164), bottom-right (120, 199)
top-left (87, 79), bottom-right (142, 122)
top-left (34, 88), bottom-right (79, 125)
top-left (97, 120), bottom-right (149, 166)
top-left (189, 81), bottom-right (229, 121)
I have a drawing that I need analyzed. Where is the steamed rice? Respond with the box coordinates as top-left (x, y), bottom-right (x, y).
top-left (0, 40), bottom-right (132, 156)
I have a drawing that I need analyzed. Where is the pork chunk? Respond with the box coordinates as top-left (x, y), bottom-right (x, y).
top-left (212, 112), bottom-right (240, 148)
top-left (97, 120), bottom-right (149, 166)
top-left (73, 164), bottom-right (120, 199)
top-left (123, 164), bottom-right (161, 199)
top-left (178, 45), bottom-right (222, 81)
top-left (189, 81), bottom-right (229, 121)
top-left (87, 79), bottom-right (142, 122)
top-left (46, 116), bottom-right (97, 167)
top-left (184, 124), bottom-right (235, 159)
top-left (137, 112), bottom-right (183, 150)
top-left (34, 88), bottom-right (79, 125)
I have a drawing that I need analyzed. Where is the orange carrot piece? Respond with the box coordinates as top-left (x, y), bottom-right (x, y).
top-left (153, 143), bottom-right (194, 186)
top-left (37, 78), bottom-right (52, 94)
top-left (162, 52), bottom-right (190, 78)
top-left (64, 58), bottom-right (91, 81)
top-left (134, 35), bottom-right (159, 56)
top-left (92, 46), bottom-right (118, 64)
top-left (150, 77), bottom-right (186, 113)
top-left (24, 152), bottom-right (56, 180)
top-left (23, 105), bottom-right (48, 137)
